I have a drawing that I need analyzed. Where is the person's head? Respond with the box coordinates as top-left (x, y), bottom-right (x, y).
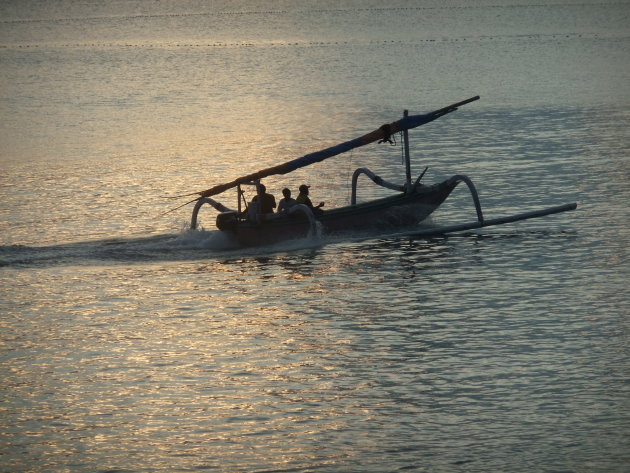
top-left (299, 184), bottom-right (310, 194)
top-left (282, 188), bottom-right (291, 198)
top-left (259, 184), bottom-right (266, 193)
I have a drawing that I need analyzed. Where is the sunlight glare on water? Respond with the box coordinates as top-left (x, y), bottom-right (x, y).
top-left (1, 1), bottom-right (629, 472)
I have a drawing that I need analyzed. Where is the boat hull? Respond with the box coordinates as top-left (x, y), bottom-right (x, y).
top-left (226, 178), bottom-right (459, 247)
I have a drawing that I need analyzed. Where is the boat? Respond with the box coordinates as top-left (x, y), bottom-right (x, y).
top-left (171, 96), bottom-right (576, 247)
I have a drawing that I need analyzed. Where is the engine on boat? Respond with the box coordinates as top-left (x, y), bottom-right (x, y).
top-left (216, 211), bottom-right (239, 231)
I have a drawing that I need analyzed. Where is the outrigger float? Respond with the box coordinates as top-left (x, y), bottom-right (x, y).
top-left (170, 96), bottom-right (576, 247)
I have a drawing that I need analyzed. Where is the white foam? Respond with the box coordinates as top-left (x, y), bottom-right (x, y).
top-left (171, 228), bottom-right (241, 251)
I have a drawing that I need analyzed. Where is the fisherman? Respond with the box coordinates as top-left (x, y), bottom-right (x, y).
top-left (251, 183), bottom-right (276, 214)
top-left (296, 184), bottom-right (324, 215)
top-left (277, 187), bottom-right (297, 214)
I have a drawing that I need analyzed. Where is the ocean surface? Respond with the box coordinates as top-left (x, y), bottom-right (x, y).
top-left (1, 1), bottom-right (629, 472)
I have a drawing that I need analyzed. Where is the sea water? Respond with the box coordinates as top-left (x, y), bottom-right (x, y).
top-left (1, 1), bottom-right (629, 472)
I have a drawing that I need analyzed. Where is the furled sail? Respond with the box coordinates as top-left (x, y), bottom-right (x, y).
top-left (194, 96), bottom-right (479, 199)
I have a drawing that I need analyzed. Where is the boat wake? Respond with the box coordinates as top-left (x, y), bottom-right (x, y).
top-left (0, 230), bottom-right (228, 268)
top-left (0, 226), bottom-right (329, 268)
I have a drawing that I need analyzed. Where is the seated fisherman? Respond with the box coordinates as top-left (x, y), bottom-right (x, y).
top-left (244, 183), bottom-right (276, 222)
top-left (277, 188), bottom-right (297, 214)
top-left (251, 183), bottom-right (276, 214)
top-left (295, 184), bottom-right (324, 215)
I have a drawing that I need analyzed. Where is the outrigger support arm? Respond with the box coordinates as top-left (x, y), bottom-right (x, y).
top-left (351, 168), bottom-right (405, 205)
top-left (350, 171), bottom-right (485, 225)
top-left (450, 175), bottom-right (484, 224)
top-left (191, 197), bottom-right (233, 229)
top-left (287, 204), bottom-right (318, 237)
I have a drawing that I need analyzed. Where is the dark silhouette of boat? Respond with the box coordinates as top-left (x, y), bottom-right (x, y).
top-left (169, 96), bottom-right (576, 246)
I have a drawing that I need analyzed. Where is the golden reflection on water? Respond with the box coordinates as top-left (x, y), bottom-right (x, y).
top-left (2, 1), bottom-right (629, 471)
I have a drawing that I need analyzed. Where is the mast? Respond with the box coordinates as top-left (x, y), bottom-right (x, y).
top-left (403, 109), bottom-right (412, 193)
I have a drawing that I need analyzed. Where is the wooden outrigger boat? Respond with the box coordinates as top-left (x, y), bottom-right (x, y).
top-left (171, 96), bottom-right (576, 247)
